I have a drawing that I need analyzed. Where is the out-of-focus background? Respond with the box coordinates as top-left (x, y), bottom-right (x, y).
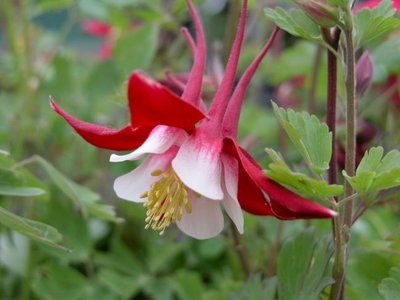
top-left (0, 0), bottom-right (399, 299)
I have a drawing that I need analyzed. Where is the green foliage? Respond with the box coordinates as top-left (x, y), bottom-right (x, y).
top-left (354, 0), bottom-right (400, 48)
top-left (265, 148), bottom-right (343, 201)
top-left (378, 266), bottom-right (400, 300)
top-left (372, 37), bottom-right (400, 82)
top-left (231, 274), bottom-right (277, 300)
top-left (277, 229), bottom-right (334, 300)
top-left (0, 206), bottom-right (64, 249)
top-left (343, 147), bottom-right (400, 195)
top-left (33, 156), bottom-right (122, 222)
top-left (264, 7), bottom-right (321, 42)
top-left (114, 24), bottom-right (159, 76)
top-left (272, 102), bottom-right (332, 175)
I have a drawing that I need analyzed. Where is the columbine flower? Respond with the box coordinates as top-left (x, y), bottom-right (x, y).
top-left (52, 0), bottom-right (335, 239)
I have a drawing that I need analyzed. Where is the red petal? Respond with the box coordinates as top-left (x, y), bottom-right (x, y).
top-left (224, 139), bottom-right (273, 215)
top-left (50, 99), bottom-right (151, 151)
top-left (128, 71), bottom-right (205, 132)
top-left (224, 138), bottom-right (335, 219)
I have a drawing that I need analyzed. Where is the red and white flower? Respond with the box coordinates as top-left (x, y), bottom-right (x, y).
top-left (52, 0), bottom-right (335, 239)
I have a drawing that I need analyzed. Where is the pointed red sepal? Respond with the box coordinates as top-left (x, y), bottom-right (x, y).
top-left (50, 99), bottom-right (152, 151)
top-left (128, 71), bottom-right (206, 132)
top-left (224, 138), bottom-right (336, 219)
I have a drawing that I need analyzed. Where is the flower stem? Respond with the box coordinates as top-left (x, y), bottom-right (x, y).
top-left (229, 220), bottom-right (252, 276)
top-left (329, 6), bottom-right (356, 299)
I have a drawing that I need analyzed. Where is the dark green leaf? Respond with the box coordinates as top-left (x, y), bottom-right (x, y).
top-left (277, 230), bottom-right (334, 300)
top-left (230, 274), bottom-right (277, 300)
top-left (32, 263), bottom-right (89, 300)
top-left (378, 266), bottom-right (400, 300)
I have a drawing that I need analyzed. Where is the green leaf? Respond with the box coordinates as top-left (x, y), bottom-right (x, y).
top-left (277, 230), bottom-right (334, 300)
top-left (372, 38), bottom-right (400, 82)
top-left (378, 267), bottom-right (400, 300)
top-left (171, 270), bottom-right (205, 300)
top-left (272, 102), bottom-right (332, 175)
top-left (33, 156), bottom-right (122, 223)
top-left (98, 268), bottom-right (148, 299)
top-left (0, 206), bottom-right (64, 249)
top-left (0, 186), bottom-right (46, 197)
top-left (265, 149), bottom-right (343, 201)
top-left (230, 274), bottom-right (277, 300)
top-left (264, 7), bottom-right (321, 41)
top-left (114, 24), bottom-right (159, 76)
top-left (32, 263), bottom-right (89, 300)
top-left (343, 147), bottom-right (400, 195)
top-left (354, 0), bottom-right (400, 48)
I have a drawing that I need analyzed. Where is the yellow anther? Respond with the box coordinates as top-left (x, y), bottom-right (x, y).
top-left (141, 168), bottom-right (192, 234)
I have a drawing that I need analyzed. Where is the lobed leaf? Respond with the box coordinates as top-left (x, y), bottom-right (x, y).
top-left (354, 0), bottom-right (400, 48)
top-left (264, 7), bottom-right (321, 41)
top-left (344, 147), bottom-right (400, 195)
top-left (378, 266), bottom-right (400, 300)
top-left (272, 102), bottom-right (332, 175)
top-left (265, 148), bottom-right (343, 201)
top-left (277, 230), bottom-right (334, 300)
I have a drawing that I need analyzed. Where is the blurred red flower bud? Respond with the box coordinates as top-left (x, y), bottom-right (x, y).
top-left (356, 51), bottom-right (374, 97)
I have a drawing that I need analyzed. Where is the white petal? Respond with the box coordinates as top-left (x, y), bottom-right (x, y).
top-left (113, 148), bottom-right (177, 202)
top-left (176, 193), bottom-right (224, 239)
top-left (110, 125), bottom-right (186, 162)
top-left (221, 155), bottom-right (244, 234)
top-left (172, 134), bottom-right (223, 200)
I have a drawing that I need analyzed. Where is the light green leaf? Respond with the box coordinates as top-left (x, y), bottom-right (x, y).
top-left (272, 102), bottom-right (332, 175)
top-left (378, 266), bottom-right (400, 300)
top-left (354, 0), bottom-right (400, 48)
top-left (33, 156), bottom-right (122, 223)
top-left (343, 147), bottom-right (400, 194)
top-left (0, 206), bottom-right (64, 249)
top-left (0, 186), bottom-right (46, 197)
top-left (114, 24), bottom-right (159, 76)
top-left (277, 230), bottom-right (334, 300)
top-left (265, 149), bottom-right (343, 201)
top-left (265, 7), bottom-right (321, 41)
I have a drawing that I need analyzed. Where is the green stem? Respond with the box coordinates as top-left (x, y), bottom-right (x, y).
top-left (229, 220), bottom-right (252, 276)
top-left (329, 6), bottom-right (356, 300)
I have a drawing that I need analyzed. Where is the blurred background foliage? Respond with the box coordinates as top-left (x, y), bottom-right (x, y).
top-left (0, 0), bottom-right (399, 299)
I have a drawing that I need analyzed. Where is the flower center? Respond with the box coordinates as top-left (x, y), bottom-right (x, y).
top-left (140, 168), bottom-right (192, 235)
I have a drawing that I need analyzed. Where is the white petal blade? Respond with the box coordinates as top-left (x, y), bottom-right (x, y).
top-left (172, 135), bottom-right (223, 200)
top-left (222, 155), bottom-right (244, 234)
top-left (113, 147), bottom-right (178, 202)
top-left (176, 193), bottom-right (224, 239)
top-left (110, 125), bottom-right (186, 162)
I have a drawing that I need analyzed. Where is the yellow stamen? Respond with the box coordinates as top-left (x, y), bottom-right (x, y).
top-left (142, 168), bottom-right (192, 235)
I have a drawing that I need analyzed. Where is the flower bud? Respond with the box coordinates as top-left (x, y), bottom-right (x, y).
top-left (295, 0), bottom-right (340, 28)
top-left (356, 51), bottom-right (374, 97)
